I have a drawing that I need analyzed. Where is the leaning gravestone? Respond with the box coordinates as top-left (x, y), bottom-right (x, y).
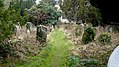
top-left (107, 46), bottom-right (119, 67)
top-left (36, 25), bottom-right (47, 44)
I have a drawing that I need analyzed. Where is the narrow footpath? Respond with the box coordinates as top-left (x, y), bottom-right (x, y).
top-left (15, 29), bottom-right (73, 67)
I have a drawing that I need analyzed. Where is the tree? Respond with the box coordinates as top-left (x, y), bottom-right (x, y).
top-left (90, 0), bottom-right (119, 25)
top-left (0, 0), bottom-right (29, 42)
top-left (0, 0), bottom-right (13, 42)
top-left (59, 0), bottom-right (101, 24)
top-left (9, 0), bottom-right (29, 25)
top-left (9, 0), bottom-right (35, 16)
top-left (28, 2), bottom-right (61, 26)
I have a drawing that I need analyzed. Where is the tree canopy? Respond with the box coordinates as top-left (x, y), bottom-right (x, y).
top-left (28, 2), bottom-right (61, 26)
top-left (0, 0), bottom-right (28, 42)
top-left (60, 0), bottom-right (101, 24)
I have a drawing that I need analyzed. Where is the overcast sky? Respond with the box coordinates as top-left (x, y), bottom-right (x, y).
top-left (35, 0), bottom-right (41, 4)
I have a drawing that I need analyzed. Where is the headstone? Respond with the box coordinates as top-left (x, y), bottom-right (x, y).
top-left (36, 25), bottom-right (48, 44)
top-left (26, 22), bottom-right (36, 34)
top-left (107, 46), bottom-right (119, 67)
top-left (26, 22), bottom-right (31, 33)
top-left (105, 25), bottom-right (113, 33)
top-left (13, 24), bottom-right (20, 36)
top-left (13, 24), bottom-right (17, 35)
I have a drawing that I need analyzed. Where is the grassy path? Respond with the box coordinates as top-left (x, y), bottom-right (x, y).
top-left (15, 29), bottom-right (73, 67)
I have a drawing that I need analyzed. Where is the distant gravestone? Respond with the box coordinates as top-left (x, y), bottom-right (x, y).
top-left (26, 22), bottom-right (36, 34)
top-left (107, 46), bottom-right (119, 67)
top-left (13, 23), bottom-right (20, 36)
top-left (36, 25), bottom-right (48, 44)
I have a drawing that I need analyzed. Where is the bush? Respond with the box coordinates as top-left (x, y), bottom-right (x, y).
top-left (79, 59), bottom-right (99, 67)
top-left (82, 27), bottom-right (96, 44)
top-left (68, 55), bottom-right (80, 67)
top-left (0, 41), bottom-right (13, 59)
top-left (98, 33), bottom-right (111, 44)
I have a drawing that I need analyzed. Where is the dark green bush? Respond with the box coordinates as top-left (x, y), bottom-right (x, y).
top-left (79, 59), bottom-right (99, 67)
top-left (82, 27), bottom-right (96, 44)
top-left (68, 55), bottom-right (80, 67)
top-left (98, 33), bottom-right (111, 44)
top-left (0, 41), bottom-right (12, 58)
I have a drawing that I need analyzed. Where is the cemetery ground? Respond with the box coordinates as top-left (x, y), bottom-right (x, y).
top-left (1, 29), bottom-right (75, 67)
top-left (1, 24), bottom-right (119, 67)
top-left (14, 29), bottom-right (74, 67)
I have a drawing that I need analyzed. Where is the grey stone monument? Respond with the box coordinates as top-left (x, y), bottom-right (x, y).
top-left (107, 46), bottom-right (119, 67)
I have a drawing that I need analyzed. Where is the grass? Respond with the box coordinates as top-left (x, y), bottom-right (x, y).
top-left (14, 29), bottom-right (73, 67)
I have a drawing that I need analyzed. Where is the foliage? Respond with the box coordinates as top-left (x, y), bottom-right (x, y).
top-left (42, 0), bottom-right (53, 4)
top-left (28, 2), bottom-right (61, 26)
top-left (82, 27), bottom-right (96, 44)
top-left (60, 0), bottom-right (101, 24)
top-left (75, 42), bottom-right (114, 67)
top-left (10, 0), bottom-right (35, 16)
top-left (98, 33), bottom-right (111, 44)
top-left (79, 59), bottom-right (99, 67)
top-left (0, 41), bottom-right (13, 59)
top-left (0, 0), bottom-right (28, 42)
top-left (0, 0), bottom-right (4, 7)
top-left (68, 55), bottom-right (80, 67)
top-left (0, 1), bottom-right (13, 42)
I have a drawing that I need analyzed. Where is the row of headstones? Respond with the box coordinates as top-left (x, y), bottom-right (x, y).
top-left (13, 22), bottom-right (36, 35)
top-left (13, 22), bottom-right (54, 45)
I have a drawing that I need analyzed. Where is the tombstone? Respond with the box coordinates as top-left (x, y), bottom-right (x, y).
top-left (108, 27), bottom-right (113, 32)
top-left (107, 46), bottom-right (119, 67)
top-left (26, 22), bottom-right (31, 34)
top-left (13, 24), bottom-right (20, 36)
top-left (36, 25), bottom-right (48, 44)
top-left (13, 24), bottom-right (17, 35)
top-left (26, 22), bottom-right (36, 34)
top-left (105, 25), bottom-right (113, 33)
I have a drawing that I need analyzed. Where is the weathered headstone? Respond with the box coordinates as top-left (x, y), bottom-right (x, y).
top-left (13, 23), bottom-right (20, 36)
top-left (105, 25), bottom-right (113, 33)
top-left (36, 25), bottom-right (48, 44)
top-left (25, 22), bottom-right (36, 34)
top-left (107, 46), bottom-right (119, 67)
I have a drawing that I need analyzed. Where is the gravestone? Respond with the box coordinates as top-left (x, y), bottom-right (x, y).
top-left (107, 46), bottom-right (119, 67)
top-left (36, 25), bottom-right (48, 44)
top-left (13, 23), bottom-right (20, 36)
top-left (26, 22), bottom-right (36, 34)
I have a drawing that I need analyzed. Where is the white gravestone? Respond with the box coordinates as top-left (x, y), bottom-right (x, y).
top-left (107, 46), bottom-right (119, 67)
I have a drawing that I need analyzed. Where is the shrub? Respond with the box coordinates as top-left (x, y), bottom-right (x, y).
top-left (68, 55), bottom-right (80, 67)
top-left (0, 41), bottom-right (13, 59)
top-left (98, 33), bottom-right (111, 44)
top-left (82, 27), bottom-right (96, 44)
top-left (79, 59), bottom-right (99, 67)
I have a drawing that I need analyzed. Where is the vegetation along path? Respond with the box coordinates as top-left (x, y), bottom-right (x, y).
top-left (15, 29), bottom-right (73, 67)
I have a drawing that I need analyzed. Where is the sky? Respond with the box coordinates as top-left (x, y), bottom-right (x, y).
top-left (35, 0), bottom-right (41, 4)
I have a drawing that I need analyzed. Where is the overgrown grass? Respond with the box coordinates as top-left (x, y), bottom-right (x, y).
top-left (15, 29), bottom-right (73, 67)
